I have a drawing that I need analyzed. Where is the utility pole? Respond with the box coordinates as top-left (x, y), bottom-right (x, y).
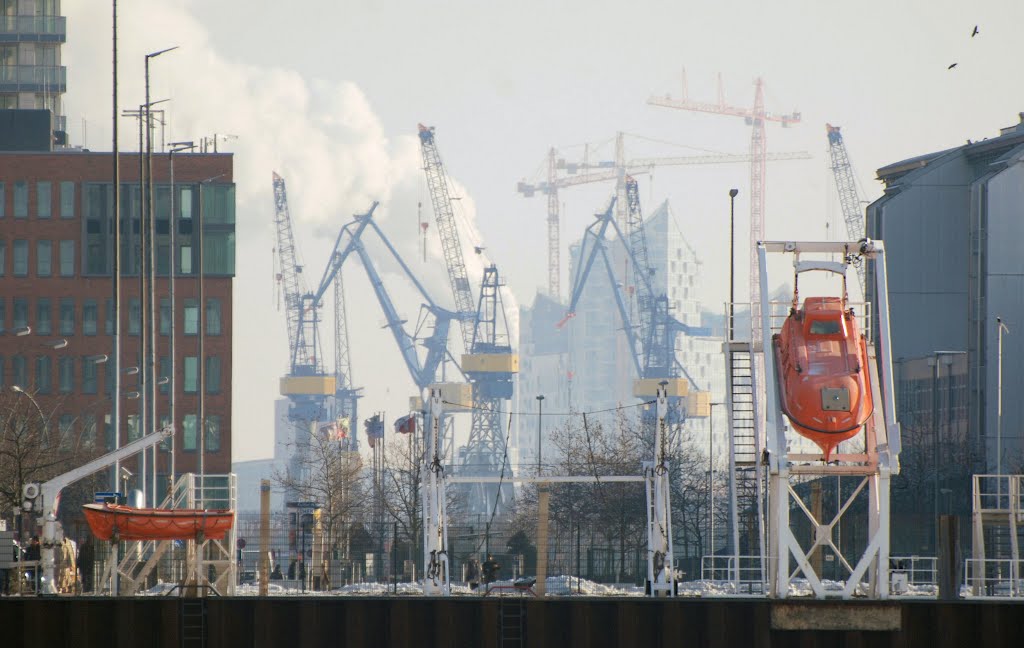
top-left (536, 395), bottom-right (545, 475)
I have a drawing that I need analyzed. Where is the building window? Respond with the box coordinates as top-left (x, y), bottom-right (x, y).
top-left (157, 243), bottom-right (170, 275)
top-left (159, 356), bottom-right (170, 394)
top-left (129, 298), bottom-right (140, 335)
top-left (13, 239), bottom-right (27, 276)
top-left (13, 181), bottom-right (27, 218)
top-left (180, 186), bottom-right (193, 220)
top-left (206, 299), bottom-right (221, 335)
top-left (183, 414), bottom-right (197, 451)
top-left (104, 414), bottom-right (113, 450)
top-left (36, 298), bottom-right (51, 335)
top-left (184, 299), bottom-right (198, 335)
top-left (58, 414), bottom-right (74, 449)
top-left (11, 355), bottom-right (26, 388)
top-left (203, 232), bottom-right (235, 275)
top-left (83, 300), bottom-right (98, 335)
top-left (104, 360), bottom-right (114, 396)
top-left (160, 298), bottom-right (170, 335)
top-left (205, 415), bottom-right (221, 452)
top-left (35, 356), bottom-right (52, 393)
top-left (184, 356), bottom-right (198, 393)
top-left (127, 414), bottom-right (140, 442)
top-left (59, 240), bottom-right (74, 276)
top-left (105, 299), bottom-right (113, 335)
top-left (58, 356), bottom-right (73, 393)
top-left (82, 357), bottom-right (97, 394)
top-left (206, 356), bottom-right (221, 394)
top-left (0, 239), bottom-right (5, 276)
top-left (0, 299), bottom-right (4, 333)
top-left (0, 181), bottom-right (4, 217)
top-left (82, 414), bottom-right (97, 449)
top-left (36, 240), bottom-right (51, 277)
top-left (59, 298), bottom-right (74, 336)
top-left (13, 298), bottom-right (27, 329)
top-left (37, 182), bottom-right (51, 218)
top-left (180, 245), bottom-right (192, 274)
top-left (59, 181), bottom-right (74, 218)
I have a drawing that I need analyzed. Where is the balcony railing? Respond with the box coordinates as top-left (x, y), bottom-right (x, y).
top-left (0, 64), bottom-right (66, 88)
top-left (0, 15), bottom-right (67, 38)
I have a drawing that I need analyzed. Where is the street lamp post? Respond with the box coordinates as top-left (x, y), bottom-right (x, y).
top-left (996, 317), bottom-right (1009, 476)
top-left (143, 46), bottom-right (177, 507)
top-left (536, 395), bottom-right (545, 475)
top-left (728, 189), bottom-right (738, 340)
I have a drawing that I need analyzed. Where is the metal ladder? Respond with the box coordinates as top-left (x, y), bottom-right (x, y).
top-left (180, 598), bottom-right (207, 648)
top-left (726, 341), bottom-right (766, 584)
top-left (498, 596), bottom-right (525, 647)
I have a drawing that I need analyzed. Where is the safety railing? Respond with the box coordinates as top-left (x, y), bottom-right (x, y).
top-left (963, 558), bottom-right (1024, 598)
top-left (888, 555), bottom-right (937, 595)
top-left (700, 555), bottom-right (766, 594)
top-left (973, 474), bottom-right (1024, 513)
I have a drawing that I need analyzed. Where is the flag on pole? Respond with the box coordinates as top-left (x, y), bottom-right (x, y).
top-left (394, 413), bottom-right (416, 435)
top-left (365, 414), bottom-right (384, 448)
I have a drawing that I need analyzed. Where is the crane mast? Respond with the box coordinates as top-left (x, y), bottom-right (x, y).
top-left (418, 124), bottom-right (476, 349)
top-left (272, 172), bottom-right (308, 364)
top-left (825, 124), bottom-right (867, 291)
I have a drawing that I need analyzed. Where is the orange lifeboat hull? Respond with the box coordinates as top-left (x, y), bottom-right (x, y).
top-left (773, 297), bottom-right (873, 461)
top-left (82, 503), bottom-right (234, 541)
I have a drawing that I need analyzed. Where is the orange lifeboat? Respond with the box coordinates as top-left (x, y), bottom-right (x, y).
top-left (82, 503), bottom-right (234, 542)
top-left (773, 296), bottom-right (873, 461)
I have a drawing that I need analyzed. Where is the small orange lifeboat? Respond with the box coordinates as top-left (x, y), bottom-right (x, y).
top-left (82, 503), bottom-right (234, 542)
top-left (773, 296), bottom-right (873, 461)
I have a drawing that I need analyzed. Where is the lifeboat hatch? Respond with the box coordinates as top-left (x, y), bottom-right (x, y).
top-left (821, 387), bottom-right (850, 411)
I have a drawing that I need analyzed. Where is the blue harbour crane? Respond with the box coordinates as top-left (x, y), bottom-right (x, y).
top-left (273, 172), bottom-right (361, 491)
top-left (562, 184), bottom-right (708, 433)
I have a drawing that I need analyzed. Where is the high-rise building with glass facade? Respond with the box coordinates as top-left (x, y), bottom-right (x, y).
top-left (0, 0), bottom-right (66, 139)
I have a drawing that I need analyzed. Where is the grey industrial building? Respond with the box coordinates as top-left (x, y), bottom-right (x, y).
top-left (867, 114), bottom-right (1024, 476)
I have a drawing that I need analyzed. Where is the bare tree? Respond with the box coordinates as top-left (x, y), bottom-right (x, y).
top-left (274, 427), bottom-right (366, 560)
top-left (0, 391), bottom-right (105, 527)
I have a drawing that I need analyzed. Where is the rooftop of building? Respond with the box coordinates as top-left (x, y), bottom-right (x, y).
top-left (877, 112), bottom-right (1024, 185)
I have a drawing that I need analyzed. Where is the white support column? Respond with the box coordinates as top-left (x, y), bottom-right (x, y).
top-left (422, 390), bottom-right (450, 596)
top-left (646, 387), bottom-right (675, 596)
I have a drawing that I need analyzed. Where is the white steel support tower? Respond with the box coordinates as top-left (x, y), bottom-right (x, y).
top-left (758, 240), bottom-right (900, 599)
top-left (422, 390), bottom-right (451, 596)
top-left (645, 388), bottom-right (676, 596)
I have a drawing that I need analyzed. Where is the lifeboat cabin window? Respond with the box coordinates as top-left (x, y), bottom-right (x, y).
top-left (809, 318), bottom-right (842, 335)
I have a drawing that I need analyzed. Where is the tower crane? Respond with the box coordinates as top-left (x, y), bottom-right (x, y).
top-left (418, 124), bottom-right (476, 350)
top-left (648, 73), bottom-right (802, 338)
top-left (825, 124), bottom-right (867, 292)
top-left (418, 124), bottom-right (515, 515)
top-left (272, 172), bottom-right (359, 488)
top-left (518, 132), bottom-right (810, 300)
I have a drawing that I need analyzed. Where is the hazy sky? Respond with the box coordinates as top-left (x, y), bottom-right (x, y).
top-left (62, 0), bottom-right (1022, 462)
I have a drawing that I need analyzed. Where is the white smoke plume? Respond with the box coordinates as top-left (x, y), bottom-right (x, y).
top-left (63, 0), bottom-right (516, 461)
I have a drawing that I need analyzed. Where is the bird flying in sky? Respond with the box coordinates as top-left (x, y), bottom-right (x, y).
top-left (948, 63), bottom-right (958, 70)
top-left (972, 25), bottom-right (979, 37)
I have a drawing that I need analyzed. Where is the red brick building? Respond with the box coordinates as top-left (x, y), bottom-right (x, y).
top-left (0, 150), bottom-right (235, 496)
